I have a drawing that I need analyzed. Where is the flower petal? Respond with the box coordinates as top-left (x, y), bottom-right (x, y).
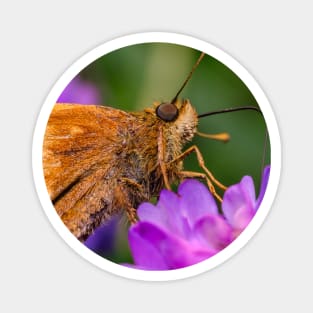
top-left (232, 206), bottom-right (255, 233)
top-left (137, 202), bottom-right (163, 224)
top-left (137, 190), bottom-right (184, 235)
top-left (128, 222), bottom-right (169, 270)
top-left (156, 189), bottom-right (182, 230)
top-left (178, 179), bottom-right (218, 226)
top-left (128, 222), bottom-right (215, 270)
top-left (256, 165), bottom-right (270, 209)
top-left (58, 76), bottom-right (101, 105)
top-left (222, 175), bottom-right (256, 227)
top-left (194, 215), bottom-right (233, 251)
top-left (84, 216), bottom-right (118, 256)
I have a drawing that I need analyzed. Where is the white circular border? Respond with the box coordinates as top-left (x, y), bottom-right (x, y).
top-left (32, 32), bottom-right (281, 281)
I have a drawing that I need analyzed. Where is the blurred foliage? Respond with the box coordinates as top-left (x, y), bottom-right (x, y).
top-left (77, 43), bottom-right (270, 263)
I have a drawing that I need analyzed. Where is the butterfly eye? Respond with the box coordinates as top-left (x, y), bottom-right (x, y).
top-left (156, 102), bottom-right (179, 122)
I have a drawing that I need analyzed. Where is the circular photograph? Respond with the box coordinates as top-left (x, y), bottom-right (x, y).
top-left (33, 33), bottom-right (280, 281)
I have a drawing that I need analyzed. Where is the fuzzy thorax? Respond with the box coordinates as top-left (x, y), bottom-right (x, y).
top-left (173, 99), bottom-right (198, 144)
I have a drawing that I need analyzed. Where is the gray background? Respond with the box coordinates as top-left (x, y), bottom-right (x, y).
top-left (1, 1), bottom-right (311, 312)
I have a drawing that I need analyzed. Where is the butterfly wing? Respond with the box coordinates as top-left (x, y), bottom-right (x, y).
top-left (43, 104), bottom-right (132, 239)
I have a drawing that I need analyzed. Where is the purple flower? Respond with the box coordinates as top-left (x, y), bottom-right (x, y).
top-left (58, 76), bottom-right (101, 104)
top-left (127, 166), bottom-right (270, 270)
top-left (222, 165), bottom-right (270, 236)
top-left (85, 215), bottom-right (119, 257)
top-left (128, 180), bottom-right (233, 270)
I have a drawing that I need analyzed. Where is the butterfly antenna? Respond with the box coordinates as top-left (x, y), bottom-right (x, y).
top-left (198, 106), bottom-right (262, 118)
top-left (171, 52), bottom-right (205, 104)
top-left (260, 128), bottom-right (269, 177)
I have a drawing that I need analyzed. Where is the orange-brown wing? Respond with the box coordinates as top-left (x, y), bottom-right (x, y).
top-left (43, 103), bottom-right (129, 204)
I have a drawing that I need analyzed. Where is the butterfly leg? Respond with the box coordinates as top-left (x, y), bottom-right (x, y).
top-left (178, 170), bottom-right (223, 203)
top-left (120, 177), bottom-right (144, 193)
top-left (119, 177), bottom-right (146, 224)
top-left (157, 127), bottom-right (171, 190)
top-left (170, 145), bottom-right (227, 201)
top-left (126, 206), bottom-right (138, 224)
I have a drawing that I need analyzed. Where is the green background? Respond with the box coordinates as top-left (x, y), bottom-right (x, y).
top-left (78, 43), bottom-right (270, 262)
